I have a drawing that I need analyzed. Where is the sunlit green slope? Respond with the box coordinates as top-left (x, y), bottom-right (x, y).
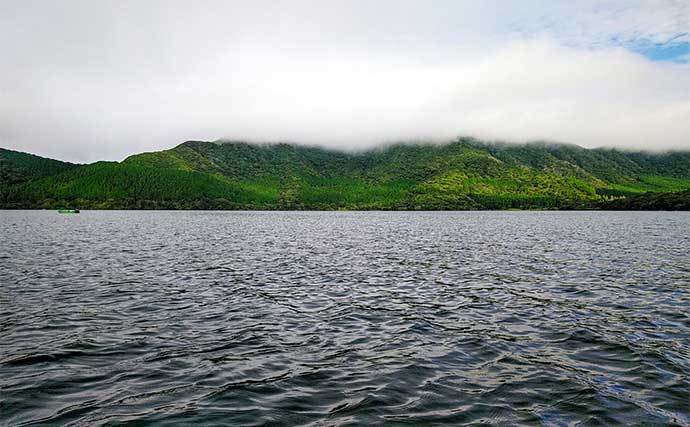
top-left (1, 139), bottom-right (687, 209)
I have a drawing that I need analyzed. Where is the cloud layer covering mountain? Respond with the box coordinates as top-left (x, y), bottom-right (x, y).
top-left (1, 0), bottom-right (688, 162)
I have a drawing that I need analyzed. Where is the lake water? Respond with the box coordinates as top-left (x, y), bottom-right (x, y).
top-left (1, 210), bottom-right (689, 426)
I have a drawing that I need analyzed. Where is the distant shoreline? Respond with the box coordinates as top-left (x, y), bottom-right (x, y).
top-left (2, 140), bottom-right (688, 211)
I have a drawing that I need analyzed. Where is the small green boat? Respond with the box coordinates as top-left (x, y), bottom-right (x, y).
top-left (58, 209), bottom-right (80, 214)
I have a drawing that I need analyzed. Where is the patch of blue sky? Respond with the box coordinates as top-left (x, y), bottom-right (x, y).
top-left (617, 35), bottom-right (689, 63)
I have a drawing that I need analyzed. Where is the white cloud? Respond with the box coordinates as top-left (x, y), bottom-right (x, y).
top-left (508, 0), bottom-right (689, 47)
top-left (0, 1), bottom-right (688, 162)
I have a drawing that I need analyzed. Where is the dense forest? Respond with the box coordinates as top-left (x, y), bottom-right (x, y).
top-left (1, 139), bottom-right (688, 210)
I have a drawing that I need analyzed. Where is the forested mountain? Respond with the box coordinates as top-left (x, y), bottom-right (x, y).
top-left (1, 138), bottom-right (688, 210)
top-left (0, 148), bottom-right (78, 186)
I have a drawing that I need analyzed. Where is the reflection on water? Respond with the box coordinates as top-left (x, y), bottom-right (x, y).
top-left (1, 210), bottom-right (689, 425)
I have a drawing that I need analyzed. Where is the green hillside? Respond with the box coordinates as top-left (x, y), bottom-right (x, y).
top-left (597, 190), bottom-right (689, 210)
top-left (0, 148), bottom-right (78, 186)
top-left (1, 139), bottom-right (688, 210)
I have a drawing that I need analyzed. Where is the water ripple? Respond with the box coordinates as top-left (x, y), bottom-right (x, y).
top-left (1, 210), bottom-right (688, 426)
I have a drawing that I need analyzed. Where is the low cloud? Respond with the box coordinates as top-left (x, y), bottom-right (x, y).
top-left (1, 1), bottom-right (688, 162)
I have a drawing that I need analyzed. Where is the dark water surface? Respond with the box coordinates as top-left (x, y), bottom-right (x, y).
top-left (1, 211), bottom-right (689, 426)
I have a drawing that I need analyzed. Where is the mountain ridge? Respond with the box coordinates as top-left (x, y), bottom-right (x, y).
top-left (1, 138), bottom-right (688, 210)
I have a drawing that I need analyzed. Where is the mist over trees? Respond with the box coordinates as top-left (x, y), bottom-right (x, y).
top-left (1, 139), bottom-right (688, 210)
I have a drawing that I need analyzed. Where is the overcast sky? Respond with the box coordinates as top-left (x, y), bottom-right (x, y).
top-left (1, 0), bottom-right (689, 162)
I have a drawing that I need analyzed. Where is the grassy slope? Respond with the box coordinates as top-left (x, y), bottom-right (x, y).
top-left (1, 139), bottom-right (688, 209)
